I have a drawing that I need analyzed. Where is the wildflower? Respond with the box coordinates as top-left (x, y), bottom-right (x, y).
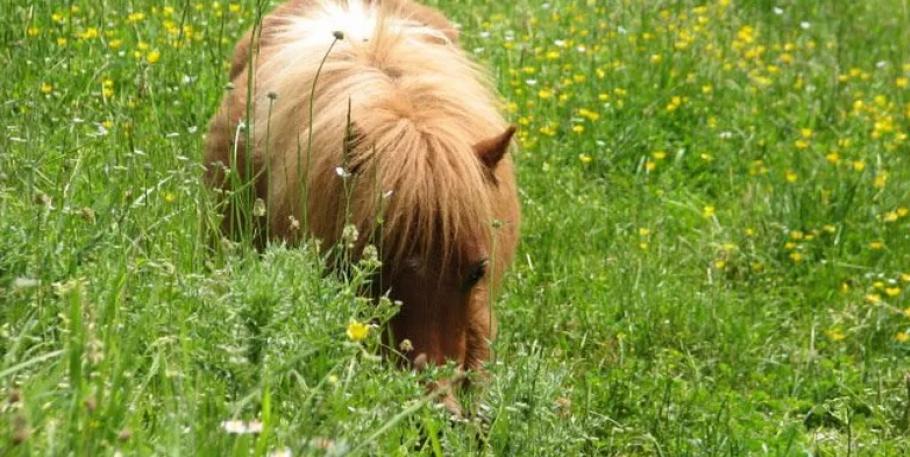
top-left (537, 89), bottom-right (554, 99)
top-left (794, 139), bottom-right (809, 150)
top-left (79, 27), bottom-right (99, 40)
top-left (896, 332), bottom-right (910, 343)
top-left (789, 251), bottom-right (803, 263)
top-left (40, 82), bottom-right (53, 94)
top-left (645, 160), bottom-right (656, 172)
top-left (346, 320), bottom-right (369, 342)
top-left (702, 205), bottom-right (715, 218)
top-left (873, 172), bottom-right (887, 189)
top-left (883, 211), bottom-right (899, 222)
top-left (852, 160), bottom-right (865, 172)
top-left (785, 170), bottom-right (798, 183)
top-left (865, 294), bottom-right (881, 304)
top-left (897, 77), bottom-right (909, 89)
top-left (885, 287), bottom-right (901, 297)
top-left (27, 26), bottom-right (40, 37)
top-left (221, 420), bottom-right (263, 435)
top-left (825, 151), bottom-right (840, 164)
top-left (252, 198), bottom-right (266, 217)
top-left (800, 128), bottom-right (813, 139)
top-left (869, 240), bottom-right (884, 250)
top-left (571, 124), bottom-right (584, 134)
top-left (578, 153), bottom-right (592, 164)
top-left (652, 151), bottom-right (667, 160)
top-left (825, 328), bottom-right (845, 341)
top-left (146, 50), bottom-right (161, 64)
top-left (162, 192), bottom-right (177, 204)
top-left (127, 12), bottom-right (146, 23)
top-left (650, 54), bottom-right (663, 64)
top-left (56, 37), bottom-right (67, 46)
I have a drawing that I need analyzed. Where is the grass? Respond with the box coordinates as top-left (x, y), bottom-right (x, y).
top-left (2, 0), bottom-right (910, 455)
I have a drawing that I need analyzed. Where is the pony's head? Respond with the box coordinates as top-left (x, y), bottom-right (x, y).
top-left (362, 125), bottom-right (518, 369)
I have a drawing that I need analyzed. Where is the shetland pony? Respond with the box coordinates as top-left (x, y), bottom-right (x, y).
top-left (205, 0), bottom-right (519, 376)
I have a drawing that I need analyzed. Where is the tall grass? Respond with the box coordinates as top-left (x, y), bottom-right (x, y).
top-left (1, 0), bottom-right (909, 455)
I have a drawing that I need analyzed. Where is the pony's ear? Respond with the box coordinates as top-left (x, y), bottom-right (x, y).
top-left (474, 125), bottom-right (517, 169)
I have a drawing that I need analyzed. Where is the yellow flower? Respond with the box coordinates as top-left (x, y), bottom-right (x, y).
top-left (896, 332), bottom-right (910, 343)
top-left (852, 160), bottom-right (865, 172)
top-left (27, 26), bottom-right (40, 37)
top-left (885, 287), bottom-right (901, 297)
top-left (109, 39), bottom-right (123, 50)
top-left (146, 50), bottom-right (161, 64)
top-left (56, 37), bottom-right (68, 47)
top-left (789, 251), bottom-right (803, 263)
top-left (578, 153), bottom-right (592, 164)
top-left (883, 211), bottom-right (899, 222)
top-left (825, 151), bottom-right (840, 164)
top-left (537, 89), bottom-right (554, 99)
top-left (127, 12), bottom-right (146, 23)
top-left (638, 227), bottom-right (651, 237)
top-left (79, 27), bottom-right (99, 40)
top-left (785, 170), bottom-right (798, 183)
top-left (869, 240), bottom-right (884, 250)
top-left (652, 150), bottom-right (667, 160)
top-left (346, 320), bottom-right (369, 342)
top-left (800, 128), bottom-right (813, 139)
top-left (40, 82), bottom-right (53, 94)
top-left (902, 273), bottom-right (910, 283)
top-left (899, 208), bottom-right (909, 218)
top-left (714, 259), bottom-right (727, 270)
top-left (873, 172), bottom-right (887, 189)
top-left (826, 328), bottom-right (846, 341)
top-left (650, 54), bottom-right (663, 64)
top-left (645, 160), bottom-right (656, 171)
top-left (865, 294), bottom-right (881, 304)
top-left (897, 77), bottom-right (909, 89)
top-left (702, 205), bottom-right (715, 218)
top-left (794, 139), bottom-right (809, 150)
top-left (571, 124), bottom-right (585, 134)
top-left (229, 3), bottom-right (242, 13)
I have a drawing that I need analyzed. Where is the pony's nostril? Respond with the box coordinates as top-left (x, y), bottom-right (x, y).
top-left (413, 353), bottom-right (428, 371)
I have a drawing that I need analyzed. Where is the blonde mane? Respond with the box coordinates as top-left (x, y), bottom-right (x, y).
top-left (246, 0), bottom-right (508, 266)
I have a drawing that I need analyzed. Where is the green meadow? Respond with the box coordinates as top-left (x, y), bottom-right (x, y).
top-left (3, 0), bottom-right (910, 454)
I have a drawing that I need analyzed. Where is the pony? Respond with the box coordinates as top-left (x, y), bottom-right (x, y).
top-left (204, 0), bottom-right (519, 377)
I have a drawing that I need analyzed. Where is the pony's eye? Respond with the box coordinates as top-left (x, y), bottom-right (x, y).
top-left (465, 261), bottom-right (488, 287)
